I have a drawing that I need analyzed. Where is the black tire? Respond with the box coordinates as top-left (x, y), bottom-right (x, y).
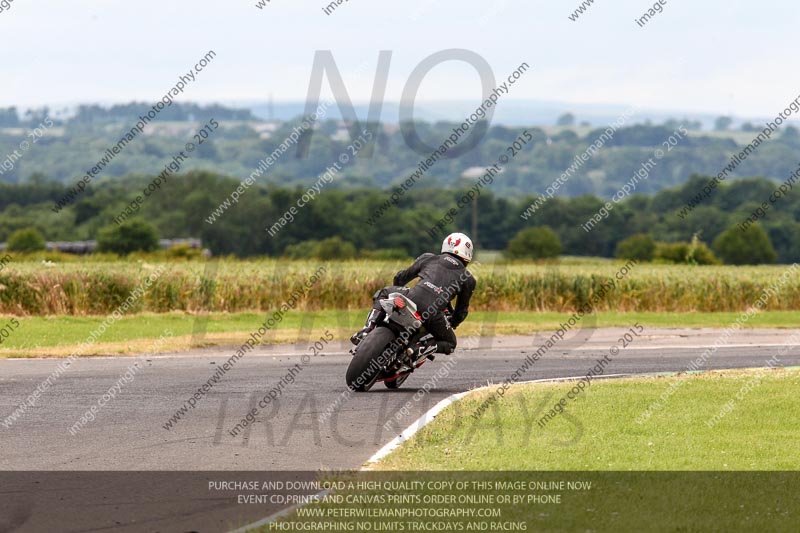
top-left (346, 327), bottom-right (396, 392)
top-left (384, 373), bottom-right (410, 389)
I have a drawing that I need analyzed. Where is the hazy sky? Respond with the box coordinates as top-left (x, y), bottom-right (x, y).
top-left (2, 0), bottom-right (798, 118)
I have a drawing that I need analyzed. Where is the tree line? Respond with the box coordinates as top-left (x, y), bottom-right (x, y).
top-left (0, 171), bottom-right (797, 264)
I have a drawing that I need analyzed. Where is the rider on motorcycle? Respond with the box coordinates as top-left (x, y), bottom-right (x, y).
top-left (350, 232), bottom-right (476, 355)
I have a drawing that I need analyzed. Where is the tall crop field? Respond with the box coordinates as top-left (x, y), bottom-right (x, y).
top-left (0, 259), bottom-right (798, 316)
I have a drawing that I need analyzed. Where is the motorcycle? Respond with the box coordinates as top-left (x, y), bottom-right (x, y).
top-left (346, 292), bottom-right (443, 391)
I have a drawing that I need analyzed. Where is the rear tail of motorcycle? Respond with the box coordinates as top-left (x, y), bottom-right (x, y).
top-left (345, 293), bottom-right (421, 391)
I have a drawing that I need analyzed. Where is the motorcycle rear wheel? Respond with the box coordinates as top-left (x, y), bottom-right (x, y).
top-left (346, 327), bottom-right (396, 392)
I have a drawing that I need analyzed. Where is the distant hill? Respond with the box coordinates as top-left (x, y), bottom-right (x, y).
top-left (1, 102), bottom-right (799, 201)
top-left (244, 99), bottom-right (786, 130)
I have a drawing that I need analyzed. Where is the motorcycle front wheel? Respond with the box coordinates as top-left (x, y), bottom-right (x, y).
top-left (346, 327), bottom-right (396, 392)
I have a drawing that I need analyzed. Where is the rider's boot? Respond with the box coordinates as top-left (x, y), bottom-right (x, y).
top-left (406, 337), bottom-right (438, 362)
top-left (350, 309), bottom-right (381, 345)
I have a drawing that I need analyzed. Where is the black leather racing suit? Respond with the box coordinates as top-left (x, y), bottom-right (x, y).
top-left (372, 252), bottom-right (476, 354)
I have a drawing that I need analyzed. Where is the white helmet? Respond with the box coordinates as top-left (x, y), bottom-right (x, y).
top-left (441, 232), bottom-right (473, 263)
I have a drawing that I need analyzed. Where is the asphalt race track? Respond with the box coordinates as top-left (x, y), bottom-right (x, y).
top-left (2, 328), bottom-right (799, 532)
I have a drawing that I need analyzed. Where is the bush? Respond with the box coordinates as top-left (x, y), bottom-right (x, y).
top-left (283, 237), bottom-right (357, 260)
top-left (282, 241), bottom-right (319, 260)
top-left (505, 227), bottom-right (561, 260)
top-left (686, 234), bottom-right (719, 265)
top-left (615, 234), bottom-right (656, 261)
top-left (360, 248), bottom-right (410, 260)
top-left (164, 243), bottom-right (202, 260)
top-left (655, 242), bottom-right (689, 264)
top-left (316, 237), bottom-right (357, 260)
top-left (713, 224), bottom-right (777, 265)
top-left (6, 228), bottom-right (46, 252)
top-left (97, 221), bottom-right (159, 256)
top-left (655, 242), bottom-right (719, 265)
top-left (655, 236), bottom-right (719, 265)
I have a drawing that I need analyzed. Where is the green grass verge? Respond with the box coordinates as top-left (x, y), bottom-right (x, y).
top-left (2, 310), bottom-right (800, 357)
top-left (263, 370), bottom-right (800, 532)
top-left (378, 368), bottom-right (800, 470)
top-left (263, 470), bottom-right (800, 532)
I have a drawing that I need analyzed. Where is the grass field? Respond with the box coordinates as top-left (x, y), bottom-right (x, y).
top-left (1, 257), bottom-right (800, 315)
top-left (3, 310), bottom-right (800, 358)
top-left (377, 368), bottom-right (800, 470)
